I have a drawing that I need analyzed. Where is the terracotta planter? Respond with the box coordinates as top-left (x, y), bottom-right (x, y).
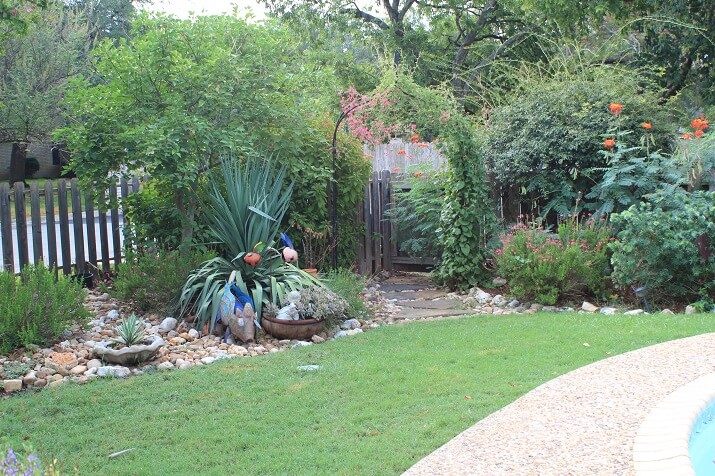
top-left (303, 268), bottom-right (319, 277)
top-left (261, 315), bottom-right (325, 340)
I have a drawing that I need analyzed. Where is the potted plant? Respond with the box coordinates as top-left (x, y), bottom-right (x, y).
top-left (261, 286), bottom-right (348, 340)
top-left (93, 314), bottom-right (165, 365)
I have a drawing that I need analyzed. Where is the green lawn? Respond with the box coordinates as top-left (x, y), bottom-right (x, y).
top-left (2, 312), bottom-right (715, 475)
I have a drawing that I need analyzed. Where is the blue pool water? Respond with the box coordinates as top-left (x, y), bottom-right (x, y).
top-left (690, 400), bottom-right (715, 475)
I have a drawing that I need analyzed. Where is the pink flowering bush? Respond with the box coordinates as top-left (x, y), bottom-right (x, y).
top-left (495, 218), bottom-right (612, 305)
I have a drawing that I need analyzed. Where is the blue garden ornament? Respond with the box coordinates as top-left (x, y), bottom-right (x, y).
top-left (280, 232), bottom-right (295, 249)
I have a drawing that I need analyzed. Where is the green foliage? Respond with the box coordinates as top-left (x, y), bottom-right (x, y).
top-left (57, 14), bottom-right (340, 248)
top-left (180, 159), bottom-right (318, 330)
top-left (1, 361), bottom-right (30, 379)
top-left (495, 219), bottom-right (612, 305)
top-left (0, 3), bottom-right (87, 144)
top-left (435, 119), bottom-right (498, 289)
top-left (390, 167), bottom-right (446, 259)
top-left (275, 116), bottom-right (371, 269)
top-left (0, 265), bottom-right (89, 354)
top-left (610, 191), bottom-right (715, 305)
top-left (114, 314), bottom-right (146, 346)
top-left (111, 249), bottom-right (212, 314)
top-left (293, 285), bottom-right (350, 327)
top-left (586, 131), bottom-right (686, 216)
top-left (487, 69), bottom-right (674, 216)
top-left (322, 269), bottom-right (371, 321)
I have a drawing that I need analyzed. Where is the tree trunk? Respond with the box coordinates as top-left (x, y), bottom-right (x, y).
top-left (9, 142), bottom-right (28, 185)
top-left (175, 189), bottom-right (196, 254)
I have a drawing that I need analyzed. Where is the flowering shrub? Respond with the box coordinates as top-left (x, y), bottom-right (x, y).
top-left (495, 219), bottom-right (611, 305)
top-left (1, 447), bottom-right (58, 475)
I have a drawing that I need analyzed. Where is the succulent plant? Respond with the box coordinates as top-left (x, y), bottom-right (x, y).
top-left (114, 314), bottom-right (147, 346)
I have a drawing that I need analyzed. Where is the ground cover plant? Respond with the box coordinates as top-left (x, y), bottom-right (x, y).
top-left (2, 312), bottom-right (715, 474)
top-left (0, 265), bottom-right (89, 354)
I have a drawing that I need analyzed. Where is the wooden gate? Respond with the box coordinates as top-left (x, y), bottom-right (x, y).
top-left (356, 171), bottom-right (438, 275)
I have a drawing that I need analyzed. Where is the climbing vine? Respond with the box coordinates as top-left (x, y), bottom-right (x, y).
top-left (341, 71), bottom-right (497, 289)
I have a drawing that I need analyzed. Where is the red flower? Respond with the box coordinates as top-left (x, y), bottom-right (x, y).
top-left (412, 171), bottom-right (424, 178)
top-left (603, 138), bottom-right (616, 150)
top-left (410, 133), bottom-right (421, 143)
top-left (691, 116), bottom-right (709, 132)
top-left (608, 102), bottom-right (623, 116)
top-left (694, 129), bottom-right (705, 138)
top-left (681, 132), bottom-right (693, 140)
top-left (396, 149), bottom-right (407, 156)
top-left (641, 122), bottom-right (653, 130)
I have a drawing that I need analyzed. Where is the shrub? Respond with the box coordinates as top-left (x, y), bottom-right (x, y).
top-left (111, 249), bottom-right (213, 314)
top-left (322, 269), bottom-right (371, 320)
top-left (180, 158), bottom-right (317, 330)
top-left (0, 265), bottom-right (89, 354)
top-left (294, 285), bottom-right (350, 327)
top-left (1, 447), bottom-right (58, 475)
top-left (390, 167), bottom-right (446, 259)
top-left (495, 219), bottom-right (611, 305)
top-left (610, 191), bottom-right (715, 305)
top-left (487, 69), bottom-right (674, 216)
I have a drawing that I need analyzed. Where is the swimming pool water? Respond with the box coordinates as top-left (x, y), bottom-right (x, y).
top-left (690, 400), bottom-right (715, 475)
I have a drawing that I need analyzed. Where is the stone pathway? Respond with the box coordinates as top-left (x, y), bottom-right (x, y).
top-left (377, 273), bottom-right (475, 321)
top-left (405, 332), bottom-right (715, 476)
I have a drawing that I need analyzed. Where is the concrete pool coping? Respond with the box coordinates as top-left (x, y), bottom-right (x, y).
top-left (405, 332), bottom-right (715, 475)
top-left (633, 372), bottom-right (715, 476)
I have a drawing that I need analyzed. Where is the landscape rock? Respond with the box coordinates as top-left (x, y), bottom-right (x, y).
top-left (334, 328), bottom-right (363, 339)
top-left (97, 366), bottom-right (131, 378)
top-left (291, 341), bottom-right (312, 348)
top-left (69, 365), bottom-right (87, 376)
top-left (276, 303), bottom-right (299, 321)
top-left (492, 277), bottom-right (507, 287)
top-left (158, 317), bottom-right (178, 333)
top-left (22, 371), bottom-right (37, 387)
top-left (157, 361), bottom-right (174, 370)
top-left (507, 299), bottom-right (520, 309)
top-left (3, 379), bottom-right (23, 393)
top-left (341, 318), bottom-right (361, 330)
top-left (599, 307), bottom-right (617, 315)
top-left (188, 328), bottom-right (199, 339)
top-left (472, 288), bottom-right (493, 304)
top-left (86, 359), bottom-right (102, 369)
top-left (311, 335), bottom-right (325, 344)
top-left (48, 379), bottom-right (64, 389)
top-left (492, 295), bottom-right (507, 307)
top-left (200, 356), bottom-right (215, 365)
top-left (581, 302), bottom-right (599, 313)
top-left (661, 309), bottom-right (675, 315)
top-left (297, 365), bottom-right (321, 372)
top-left (624, 309), bottom-right (644, 315)
top-left (106, 310), bottom-right (120, 320)
top-left (33, 379), bottom-right (47, 388)
top-left (685, 305), bottom-right (696, 315)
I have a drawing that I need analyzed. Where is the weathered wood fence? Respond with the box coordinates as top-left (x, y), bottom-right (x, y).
top-left (0, 178), bottom-right (139, 275)
top-left (357, 171), bottom-right (438, 275)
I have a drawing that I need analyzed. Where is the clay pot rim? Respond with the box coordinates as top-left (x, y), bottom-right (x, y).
top-left (262, 315), bottom-right (323, 326)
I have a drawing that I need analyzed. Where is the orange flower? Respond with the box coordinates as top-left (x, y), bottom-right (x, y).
top-left (608, 102), bottom-right (623, 116)
top-left (694, 129), bottom-right (705, 138)
top-left (410, 133), bottom-right (421, 143)
top-left (603, 138), bottom-right (616, 150)
top-left (691, 116), bottom-right (709, 132)
top-left (412, 171), bottom-right (424, 178)
top-left (418, 142), bottom-right (429, 148)
top-left (681, 132), bottom-right (693, 140)
top-left (396, 149), bottom-right (407, 156)
top-left (641, 122), bottom-right (653, 130)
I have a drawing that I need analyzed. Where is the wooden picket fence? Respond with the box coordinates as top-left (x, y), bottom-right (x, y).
top-left (0, 177), bottom-right (140, 275)
top-left (357, 171), bottom-right (438, 275)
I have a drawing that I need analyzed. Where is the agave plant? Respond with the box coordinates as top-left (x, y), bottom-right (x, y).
top-left (114, 314), bottom-right (147, 346)
top-left (180, 158), bottom-right (317, 331)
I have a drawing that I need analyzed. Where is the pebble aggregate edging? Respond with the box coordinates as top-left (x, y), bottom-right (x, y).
top-left (633, 372), bottom-right (715, 476)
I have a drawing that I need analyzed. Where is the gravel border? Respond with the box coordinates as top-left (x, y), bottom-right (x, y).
top-left (405, 333), bottom-right (715, 476)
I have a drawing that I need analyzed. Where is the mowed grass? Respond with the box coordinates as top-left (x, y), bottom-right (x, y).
top-left (2, 312), bottom-right (715, 475)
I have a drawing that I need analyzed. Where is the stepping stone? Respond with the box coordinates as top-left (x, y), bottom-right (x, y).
top-left (394, 309), bottom-right (474, 320)
top-left (396, 298), bottom-right (466, 310)
top-left (380, 283), bottom-right (434, 292)
top-left (382, 290), bottom-right (448, 301)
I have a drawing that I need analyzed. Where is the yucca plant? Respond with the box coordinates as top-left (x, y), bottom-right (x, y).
top-left (180, 158), bottom-right (318, 331)
top-left (114, 314), bottom-right (147, 346)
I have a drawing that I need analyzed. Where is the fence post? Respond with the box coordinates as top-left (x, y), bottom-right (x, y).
top-left (29, 182), bottom-right (43, 264)
top-left (13, 182), bottom-right (29, 269)
top-left (44, 181), bottom-right (57, 270)
top-left (370, 172), bottom-right (381, 274)
top-left (57, 179), bottom-right (72, 275)
top-left (379, 171), bottom-right (393, 272)
top-left (98, 191), bottom-right (110, 273)
top-left (0, 183), bottom-right (14, 272)
top-left (84, 190), bottom-right (97, 270)
top-left (109, 183), bottom-right (121, 265)
top-left (71, 179), bottom-right (86, 274)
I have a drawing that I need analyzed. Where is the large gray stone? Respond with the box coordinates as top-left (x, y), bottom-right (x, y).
top-left (599, 307), bottom-right (617, 315)
top-left (472, 288), bottom-right (493, 304)
top-left (3, 379), bottom-right (22, 393)
top-left (685, 305), bottom-right (696, 315)
top-left (624, 309), bottom-right (644, 315)
top-left (340, 318), bottom-right (362, 330)
top-left (96, 366), bottom-right (131, 378)
top-left (158, 317), bottom-right (178, 333)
